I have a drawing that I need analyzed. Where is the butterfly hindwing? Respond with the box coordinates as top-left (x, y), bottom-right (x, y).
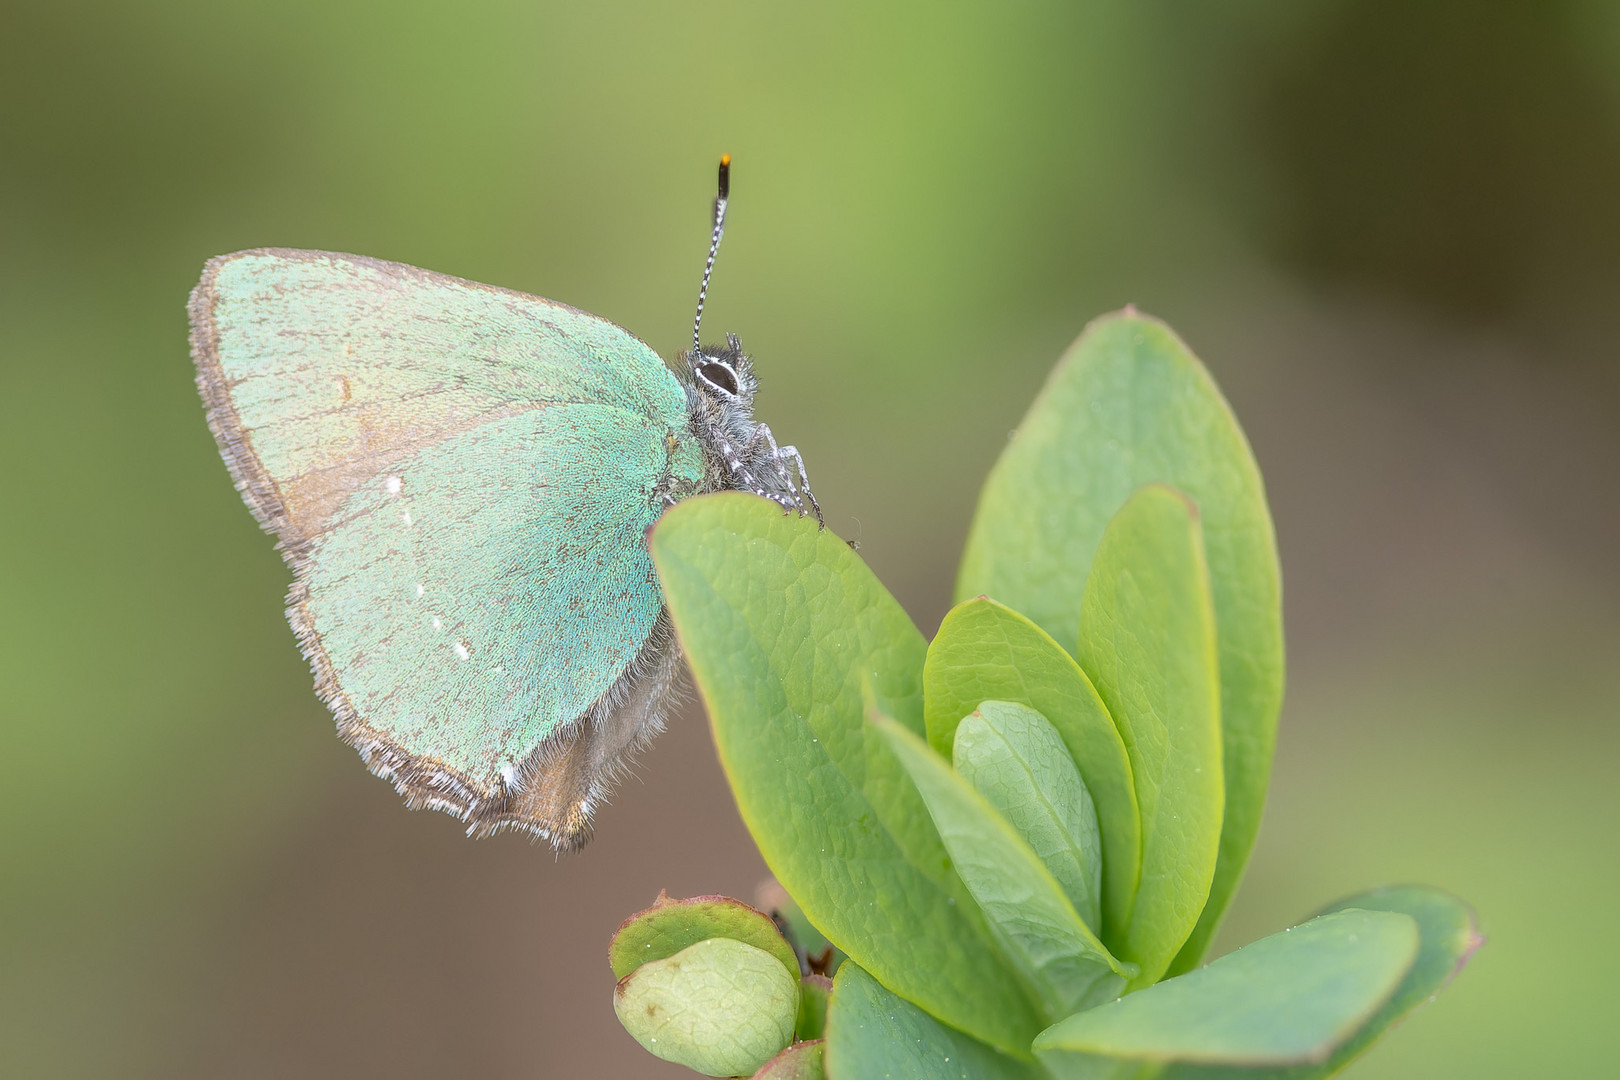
top-left (191, 249), bottom-right (705, 843)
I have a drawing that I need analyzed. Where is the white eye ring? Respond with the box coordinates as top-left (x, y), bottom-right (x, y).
top-left (696, 359), bottom-right (741, 397)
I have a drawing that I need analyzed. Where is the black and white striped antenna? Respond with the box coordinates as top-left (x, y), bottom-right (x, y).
top-left (691, 153), bottom-right (730, 354)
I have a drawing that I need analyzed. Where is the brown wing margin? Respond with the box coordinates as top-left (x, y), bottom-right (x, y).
top-left (189, 252), bottom-right (309, 554)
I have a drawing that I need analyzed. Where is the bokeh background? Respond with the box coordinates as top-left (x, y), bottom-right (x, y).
top-left (3, 1), bottom-right (1618, 1076)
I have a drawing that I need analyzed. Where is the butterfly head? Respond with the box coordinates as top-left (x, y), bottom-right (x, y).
top-left (686, 332), bottom-right (758, 409)
top-left (680, 333), bottom-right (762, 464)
top-left (676, 156), bottom-right (823, 526)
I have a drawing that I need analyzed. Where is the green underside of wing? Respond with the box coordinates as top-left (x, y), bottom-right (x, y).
top-left (308, 404), bottom-right (702, 781)
top-left (209, 250), bottom-right (691, 496)
top-left (199, 250), bottom-right (712, 784)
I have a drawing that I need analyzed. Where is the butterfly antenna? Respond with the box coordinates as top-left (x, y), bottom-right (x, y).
top-left (692, 153), bottom-right (730, 354)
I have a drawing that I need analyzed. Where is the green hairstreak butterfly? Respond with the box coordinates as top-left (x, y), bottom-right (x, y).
top-left (190, 157), bottom-right (818, 849)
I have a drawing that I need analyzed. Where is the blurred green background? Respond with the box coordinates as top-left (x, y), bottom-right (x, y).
top-left (3, 1), bottom-right (1617, 1076)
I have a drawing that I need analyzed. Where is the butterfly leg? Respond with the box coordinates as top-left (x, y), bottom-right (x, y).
top-left (658, 472), bottom-right (704, 507)
top-left (747, 423), bottom-right (822, 525)
top-left (777, 443), bottom-right (823, 527)
top-left (716, 430), bottom-right (800, 514)
top-left (746, 424), bottom-right (798, 514)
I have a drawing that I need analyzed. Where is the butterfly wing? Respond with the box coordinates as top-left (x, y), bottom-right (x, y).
top-left (191, 249), bottom-right (705, 845)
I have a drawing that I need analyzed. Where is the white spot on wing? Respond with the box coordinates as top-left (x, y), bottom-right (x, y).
top-left (432, 617), bottom-right (443, 631)
top-left (401, 511), bottom-right (413, 525)
top-left (386, 475), bottom-right (403, 495)
top-left (416, 583), bottom-right (425, 596)
top-left (500, 763), bottom-right (517, 786)
top-left (454, 640), bottom-right (471, 661)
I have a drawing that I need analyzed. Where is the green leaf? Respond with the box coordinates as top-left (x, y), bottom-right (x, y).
top-left (1036, 889), bottom-right (1481, 1080)
top-left (752, 1039), bottom-right (825, 1080)
top-left (613, 937), bottom-right (800, 1077)
top-left (954, 700), bottom-right (1104, 934)
top-left (956, 311), bottom-right (1284, 975)
top-left (824, 961), bottom-right (1046, 1080)
top-left (796, 974), bottom-right (833, 1041)
top-left (609, 892), bottom-right (798, 981)
top-left (1033, 908), bottom-right (1419, 1075)
top-left (1076, 485), bottom-right (1223, 988)
top-left (924, 598), bottom-right (1140, 945)
top-left (873, 710), bottom-right (1133, 1020)
top-left (651, 493), bottom-right (1039, 1055)
top-left (1242, 887), bottom-right (1484, 1080)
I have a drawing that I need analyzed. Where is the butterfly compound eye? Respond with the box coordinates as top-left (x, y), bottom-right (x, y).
top-left (697, 361), bottom-right (740, 396)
